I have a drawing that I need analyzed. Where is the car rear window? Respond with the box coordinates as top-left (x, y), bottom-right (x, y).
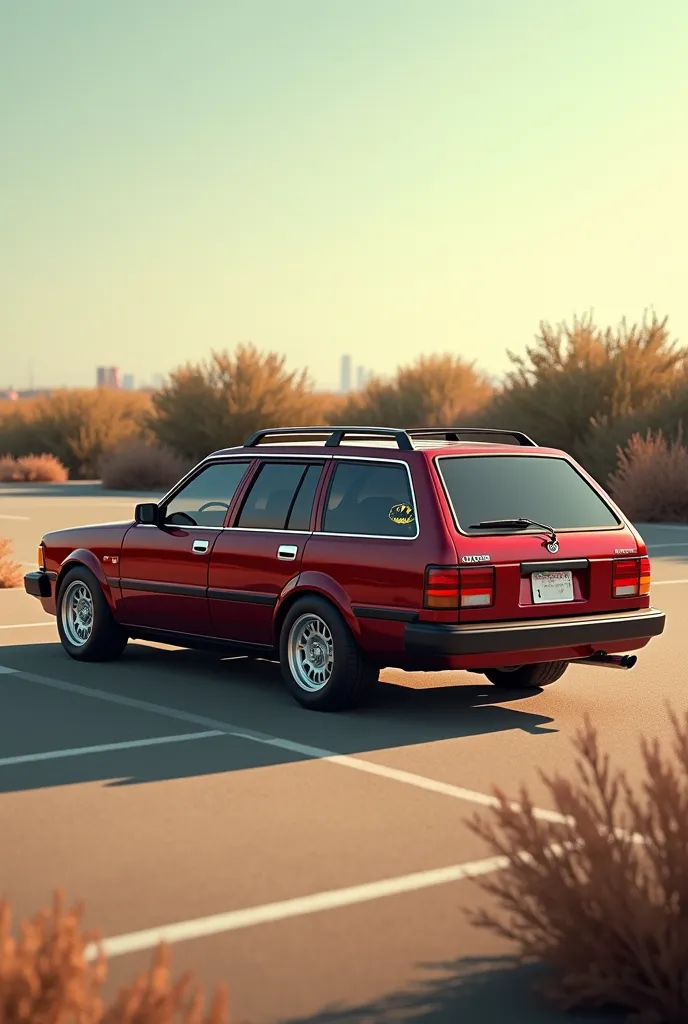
top-left (436, 455), bottom-right (620, 531)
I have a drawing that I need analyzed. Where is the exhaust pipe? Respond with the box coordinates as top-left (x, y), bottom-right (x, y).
top-left (576, 652), bottom-right (637, 670)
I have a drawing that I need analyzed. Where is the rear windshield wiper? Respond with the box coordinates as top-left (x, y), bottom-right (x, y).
top-left (468, 517), bottom-right (558, 544)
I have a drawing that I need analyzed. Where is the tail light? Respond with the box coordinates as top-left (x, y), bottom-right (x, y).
top-left (612, 556), bottom-right (651, 598)
top-left (459, 566), bottom-right (495, 607)
top-left (423, 566), bottom-right (495, 610)
top-left (37, 544), bottom-right (45, 571)
top-left (640, 556), bottom-right (651, 596)
top-left (424, 567), bottom-right (460, 609)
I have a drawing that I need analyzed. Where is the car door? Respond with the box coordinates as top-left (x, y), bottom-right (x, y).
top-left (208, 458), bottom-right (325, 646)
top-left (117, 460), bottom-right (251, 635)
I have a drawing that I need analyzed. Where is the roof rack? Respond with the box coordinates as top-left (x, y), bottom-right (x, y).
top-left (406, 427), bottom-right (537, 447)
top-left (243, 426), bottom-right (414, 450)
top-left (243, 425), bottom-right (537, 450)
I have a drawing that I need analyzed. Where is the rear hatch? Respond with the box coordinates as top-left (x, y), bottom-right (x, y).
top-left (432, 451), bottom-right (649, 622)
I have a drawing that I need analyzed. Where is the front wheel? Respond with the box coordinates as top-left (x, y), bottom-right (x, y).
top-left (57, 566), bottom-right (128, 662)
top-left (279, 596), bottom-right (378, 711)
top-left (484, 661), bottom-right (569, 690)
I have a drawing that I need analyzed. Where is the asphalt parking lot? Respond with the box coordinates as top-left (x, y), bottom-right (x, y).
top-left (1, 481), bottom-right (687, 1022)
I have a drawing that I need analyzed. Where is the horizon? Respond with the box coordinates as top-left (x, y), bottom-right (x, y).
top-left (2, 0), bottom-right (688, 390)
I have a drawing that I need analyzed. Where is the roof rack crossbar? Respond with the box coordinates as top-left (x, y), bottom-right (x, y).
top-left (405, 427), bottom-right (537, 447)
top-left (243, 426), bottom-right (415, 450)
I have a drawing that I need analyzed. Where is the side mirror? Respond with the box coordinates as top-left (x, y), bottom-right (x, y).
top-left (134, 502), bottom-right (161, 526)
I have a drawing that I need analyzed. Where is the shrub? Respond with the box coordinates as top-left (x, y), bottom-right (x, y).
top-left (0, 390), bottom-right (152, 478)
top-left (465, 706), bottom-right (688, 1021)
top-left (99, 439), bottom-right (193, 491)
top-left (0, 453), bottom-right (69, 483)
top-left (341, 353), bottom-right (493, 427)
top-left (607, 428), bottom-right (688, 522)
top-left (0, 539), bottom-right (22, 588)
top-left (0, 456), bottom-right (19, 482)
top-left (488, 312), bottom-right (687, 464)
top-left (148, 345), bottom-right (325, 462)
top-left (0, 891), bottom-right (230, 1023)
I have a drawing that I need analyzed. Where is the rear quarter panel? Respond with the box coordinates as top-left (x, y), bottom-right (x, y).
top-left (296, 455), bottom-right (458, 662)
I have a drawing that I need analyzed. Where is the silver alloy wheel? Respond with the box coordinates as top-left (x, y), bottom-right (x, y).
top-left (61, 580), bottom-right (95, 647)
top-left (287, 613), bottom-right (335, 692)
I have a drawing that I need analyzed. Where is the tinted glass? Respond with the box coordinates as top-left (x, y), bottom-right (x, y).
top-left (237, 462), bottom-right (322, 530)
top-left (165, 462), bottom-right (250, 527)
top-left (438, 456), bottom-right (620, 531)
top-left (287, 464), bottom-right (323, 531)
top-left (323, 461), bottom-right (416, 537)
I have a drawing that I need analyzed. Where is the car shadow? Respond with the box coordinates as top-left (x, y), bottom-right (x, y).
top-left (0, 641), bottom-right (557, 794)
top-left (278, 956), bottom-right (626, 1023)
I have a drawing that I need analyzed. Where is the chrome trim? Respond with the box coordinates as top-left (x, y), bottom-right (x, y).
top-left (433, 452), bottom-right (623, 538)
top-left (145, 453), bottom-right (421, 541)
top-left (192, 539), bottom-right (209, 553)
top-left (134, 524), bottom-right (223, 530)
top-left (277, 544), bottom-right (298, 560)
top-left (226, 528), bottom-right (312, 535)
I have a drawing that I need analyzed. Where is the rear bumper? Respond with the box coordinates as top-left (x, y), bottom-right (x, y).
top-left (404, 607), bottom-right (666, 657)
top-left (24, 570), bottom-right (55, 599)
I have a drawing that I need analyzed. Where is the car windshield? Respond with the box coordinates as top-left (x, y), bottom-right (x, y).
top-left (436, 455), bottom-right (620, 532)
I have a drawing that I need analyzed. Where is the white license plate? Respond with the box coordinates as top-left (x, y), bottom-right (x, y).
top-left (531, 570), bottom-right (574, 604)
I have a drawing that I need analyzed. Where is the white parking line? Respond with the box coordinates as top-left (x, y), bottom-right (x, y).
top-left (0, 622), bottom-right (54, 630)
top-left (0, 663), bottom-right (568, 824)
top-left (0, 730), bottom-right (224, 767)
top-left (648, 542), bottom-right (688, 549)
top-left (86, 854), bottom-right (509, 960)
top-left (0, 514), bottom-right (30, 521)
top-left (652, 579), bottom-right (688, 586)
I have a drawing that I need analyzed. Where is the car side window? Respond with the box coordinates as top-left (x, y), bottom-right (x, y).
top-left (236, 461), bottom-right (324, 531)
top-left (322, 461), bottom-right (417, 537)
top-left (164, 462), bottom-right (250, 527)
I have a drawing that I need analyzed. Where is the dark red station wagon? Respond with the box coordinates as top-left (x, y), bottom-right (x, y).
top-left (24, 426), bottom-right (666, 711)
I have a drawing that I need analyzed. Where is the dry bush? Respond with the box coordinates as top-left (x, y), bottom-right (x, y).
top-left (0, 891), bottom-right (231, 1024)
top-left (99, 439), bottom-right (193, 491)
top-left (0, 539), bottom-right (22, 588)
top-left (148, 345), bottom-right (325, 462)
top-left (607, 429), bottom-right (688, 522)
top-left (465, 706), bottom-right (688, 1022)
top-left (0, 456), bottom-right (21, 482)
top-left (340, 353), bottom-right (493, 427)
top-left (0, 391), bottom-right (152, 478)
top-left (19, 454), bottom-right (68, 482)
top-left (0, 454), bottom-right (68, 483)
top-left (488, 312), bottom-right (687, 464)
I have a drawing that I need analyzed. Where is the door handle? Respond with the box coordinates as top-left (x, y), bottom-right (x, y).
top-left (277, 544), bottom-right (298, 561)
top-left (192, 539), bottom-right (209, 554)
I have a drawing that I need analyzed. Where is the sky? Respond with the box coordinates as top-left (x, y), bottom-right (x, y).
top-left (2, 0), bottom-right (688, 391)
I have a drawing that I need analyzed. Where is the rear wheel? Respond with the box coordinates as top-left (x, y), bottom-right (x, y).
top-left (279, 596), bottom-right (378, 711)
top-left (57, 566), bottom-right (128, 662)
top-left (484, 661), bottom-right (569, 690)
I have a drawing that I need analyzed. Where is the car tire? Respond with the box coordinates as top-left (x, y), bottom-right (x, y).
top-left (279, 596), bottom-right (378, 711)
top-left (484, 661), bottom-right (569, 690)
top-left (56, 565), bottom-right (128, 662)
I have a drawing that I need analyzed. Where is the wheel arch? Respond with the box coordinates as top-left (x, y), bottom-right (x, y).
top-left (273, 572), bottom-right (361, 646)
top-left (56, 550), bottom-right (117, 613)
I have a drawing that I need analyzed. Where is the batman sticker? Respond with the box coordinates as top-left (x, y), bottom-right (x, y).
top-left (389, 503), bottom-right (415, 525)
